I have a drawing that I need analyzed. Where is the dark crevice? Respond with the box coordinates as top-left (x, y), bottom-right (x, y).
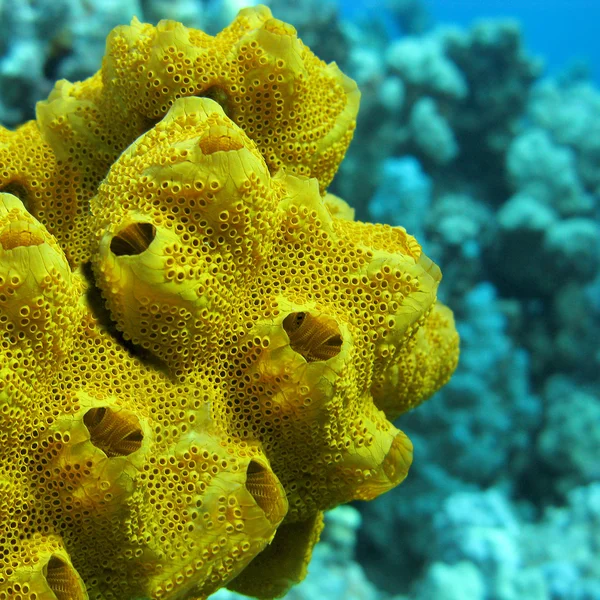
top-left (0, 181), bottom-right (30, 210)
top-left (141, 113), bottom-right (164, 132)
top-left (137, 85), bottom-right (233, 135)
top-left (82, 261), bottom-right (170, 375)
top-left (199, 85), bottom-right (232, 118)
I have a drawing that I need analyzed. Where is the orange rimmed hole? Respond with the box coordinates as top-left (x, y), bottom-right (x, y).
top-left (245, 460), bottom-right (287, 525)
top-left (283, 312), bottom-right (343, 362)
top-left (83, 407), bottom-right (143, 458)
top-left (110, 222), bottom-right (156, 256)
top-left (43, 555), bottom-right (85, 600)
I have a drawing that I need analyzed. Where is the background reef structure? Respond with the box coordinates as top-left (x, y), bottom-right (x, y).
top-left (0, 6), bottom-right (459, 600)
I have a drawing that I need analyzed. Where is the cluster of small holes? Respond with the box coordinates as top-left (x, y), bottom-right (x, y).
top-left (370, 304), bottom-right (459, 419)
top-left (0, 122), bottom-right (87, 264)
top-left (0, 90), bottom-right (136, 265)
top-left (0, 544), bottom-right (84, 600)
top-left (90, 105), bottom-right (292, 375)
top-left (1, 5), bottom-right (357, 269)
top-left (101, 12), bottom-right (355, 190)
top-left (0, 7), bottom-right (457, 599)
top-left (89, 107), bottom-right (442, 522)
top-left (1, 115), bottom-right (445, 600)
top-left (0, 216), bottom-right (83, 385)
top-left (1, 309), bottom-right (286, 598)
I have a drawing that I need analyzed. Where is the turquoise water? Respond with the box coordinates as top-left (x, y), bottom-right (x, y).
top-left (343, 0), bottom-right (599, 82)
top-left (427, 0), bottom-right (598, 80)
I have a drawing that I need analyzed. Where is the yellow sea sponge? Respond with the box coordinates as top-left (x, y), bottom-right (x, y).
top-left (1, 5), bottom-right (357, 264)
top-left (372, 302), bottom-right (460, 419)
top-left (0, 194), bottom-right (288, 599)
top-left (89, 95), bottom-right (452, 524)
top-left (102, 9), bottom-right (359, 189)
top-left (0, 6), bottom-right (459, 600)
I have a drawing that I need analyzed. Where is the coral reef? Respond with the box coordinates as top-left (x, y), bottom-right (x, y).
top-left (404, 484), bottom-right (600, 600)
top-left (329, 18), bottom-right (541, 214)
top-left (2, 0), bottom-right (599, 597)
top-left (0, 6), bottom-right (458, 600)
top-left (358, 282), bottom-right (540, 589)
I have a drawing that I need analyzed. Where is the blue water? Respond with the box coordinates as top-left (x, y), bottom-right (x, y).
top-left (344, 0), bottom-right (600, 83)
top-left (427, 0), bottom-right (599, 82)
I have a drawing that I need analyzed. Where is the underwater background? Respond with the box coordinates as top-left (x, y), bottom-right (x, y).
top-left (1, 0), bottom-right (598, 598)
